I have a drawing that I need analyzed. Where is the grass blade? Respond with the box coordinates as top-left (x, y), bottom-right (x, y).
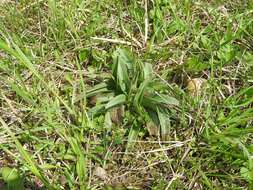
top-left (0, 39), bottom-right (74, 115)
top-left (0, 117), bottom-right (54, 190)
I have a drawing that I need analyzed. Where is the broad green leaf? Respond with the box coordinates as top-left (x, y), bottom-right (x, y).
top-left (155, 94), bottom-right (179, 106)
top-left (116, 61), bottom-right (128, 92)
top-left (0, 167), bottom-right (24, 190)
top-left (95, 93), bottom-right (115, 104)
top-left (87, 105), bottom-right (105, 117)
top-left (78, 49), bottom-right (90, 62)
top-left (86, 82), bottom-right (109, 98)
top-left (112, 48), bottom-right (134, 92)
top-left (142, 97), bottom-right (159, 111)
top-left (157, 108), bottom-right (171, 140)
top-left (134, 80), bottom-right (149, 109)
top-left (112, 48), bottom-right (133, 71)
top-left (142, 94), bottom-right (179, 108)
top-left (143, 62), bottom-right (153, 80)
top-left (105, 94), bottom-right (126, 110)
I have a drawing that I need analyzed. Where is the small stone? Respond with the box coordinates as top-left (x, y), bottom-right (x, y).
top-left (94, 166), bottom-right (108, 181)
top-left (186, 78), bottom-right (206, 96)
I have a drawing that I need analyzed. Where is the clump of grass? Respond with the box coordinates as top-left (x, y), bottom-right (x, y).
top-left (87, 48), bottom-right (179, 145)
